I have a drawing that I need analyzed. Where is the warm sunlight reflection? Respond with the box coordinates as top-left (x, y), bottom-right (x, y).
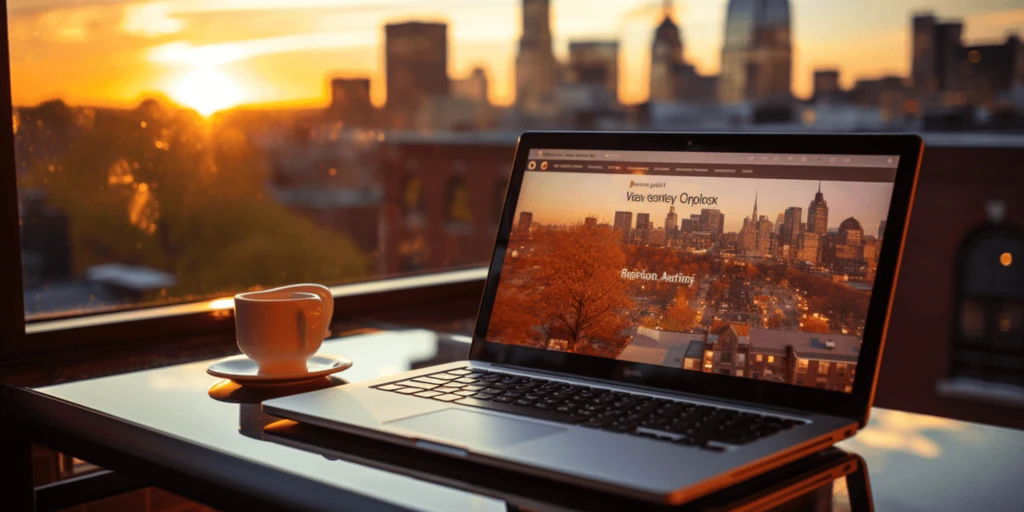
top-left (208, 297), bottom-right (235, 310)
top-left (170, 68), bottom-right (243, 116)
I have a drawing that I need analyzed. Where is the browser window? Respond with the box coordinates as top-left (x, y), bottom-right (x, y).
top-left (486, 149), bottom-right (899, 392)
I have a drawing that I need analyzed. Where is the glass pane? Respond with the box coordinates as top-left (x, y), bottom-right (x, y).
top-left (10, 1), bottom-right (1022, 319)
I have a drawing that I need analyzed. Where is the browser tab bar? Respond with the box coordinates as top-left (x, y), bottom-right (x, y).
top-left (526, 149), bottom-right (900, 168)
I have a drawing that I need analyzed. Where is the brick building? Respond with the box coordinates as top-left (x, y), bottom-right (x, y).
top-left (748, 328), bottom-right (860, 392)
top-left (628, 321), bottom-right (861, 392)
top-left (704, 322), bottom-right (751, 376)
top-left (380, 133), bottom-right (517, 274)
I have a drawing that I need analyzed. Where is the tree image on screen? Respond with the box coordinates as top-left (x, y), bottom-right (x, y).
top-left (489, 223), bottom-right (633, 358)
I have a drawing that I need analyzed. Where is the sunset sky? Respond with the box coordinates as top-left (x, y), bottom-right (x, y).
top-left (516, 171), bottom-right (895, 236)
top-left (7, 0), bottom-right (1024, 113)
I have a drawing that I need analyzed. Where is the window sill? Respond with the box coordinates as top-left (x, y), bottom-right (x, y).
top-left (2, 268), bottom-right (487, 383)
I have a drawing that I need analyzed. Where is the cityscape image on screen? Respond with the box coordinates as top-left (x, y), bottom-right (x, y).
top-left (487, 158), bottom-right (896, 392)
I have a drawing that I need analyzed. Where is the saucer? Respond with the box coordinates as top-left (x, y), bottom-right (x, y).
top-left (207, 354), bottom-right (353, 384)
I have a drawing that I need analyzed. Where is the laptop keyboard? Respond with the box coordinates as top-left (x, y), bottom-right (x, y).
top-left (373, 368), bottom-right (805, 452)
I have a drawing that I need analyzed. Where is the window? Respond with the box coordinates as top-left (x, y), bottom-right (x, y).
top-left (819, 361), bottom-right (831, 374)
top-left (737, 353), bottom-right (746, 365)
top-left (684, 359), bottom-right (698, 370)
top-left (752, 371), bottom-right (760, 379)
top-left (797, 359), bottom-right (809, 374)
top-left (768, 355), bottom-right (775, 364)
top-left (736, 370), bottom-right (744, 377)
top-left (836, 363), bottom-right (848, 377)
top-left (720, 351), bottom-right (733, 364)
top-left (756, 354), bottom-right (763, 362)
top-left (7, 1), bottom-right (1020, 323)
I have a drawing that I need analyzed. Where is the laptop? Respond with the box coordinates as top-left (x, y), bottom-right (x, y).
top-left (264, 132), bottom-right (921, 504)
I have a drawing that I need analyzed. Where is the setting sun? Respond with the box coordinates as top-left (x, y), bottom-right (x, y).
top-left (170, 68), bottom-right (243, 117)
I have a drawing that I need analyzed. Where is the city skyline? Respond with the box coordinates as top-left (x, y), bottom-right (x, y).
top-left (515, 171), bottom-right (894, 235)
top-left (8, 0), bottom-right (1022, 112)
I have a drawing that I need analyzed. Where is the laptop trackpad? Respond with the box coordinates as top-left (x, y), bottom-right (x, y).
top-left (387, 408), bottom-right (565, 447)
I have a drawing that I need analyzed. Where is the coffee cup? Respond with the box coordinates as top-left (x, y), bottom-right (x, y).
top-left (234, 284), bottom-right (334, 376)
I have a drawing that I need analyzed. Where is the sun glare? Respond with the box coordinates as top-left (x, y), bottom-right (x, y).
top-left (170, 68), bottom-right (242, 117)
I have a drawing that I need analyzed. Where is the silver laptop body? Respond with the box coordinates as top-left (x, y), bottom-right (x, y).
top-left (265, 132), bottom-right (922, 504)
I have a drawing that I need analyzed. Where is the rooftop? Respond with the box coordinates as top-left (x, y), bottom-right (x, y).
top-left (749, 328), bottom-right (861, 362)
top-left (629, 326), bottom-right (705, 348)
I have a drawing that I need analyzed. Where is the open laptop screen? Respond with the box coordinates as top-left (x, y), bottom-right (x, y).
top-left (485, 148), bottom-right (899, 393)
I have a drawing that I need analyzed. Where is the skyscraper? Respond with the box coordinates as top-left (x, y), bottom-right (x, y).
top-left (912, 14), bottom-right (938, 94)
top-left (717, 0), bottom-right (792, 104)
top-left (756, 216), bottom-right (773, 255)
top-left (739, 193), bottom-right (758, 253)
top-left (516, 0), bottom-right (558, 113)
top-left (614, 211), bottom-right (633, 241)
top-left (700, 209), bottom-right (725, 239)
top-left (664, 206), bottom-right (678, 233)
top-left (518, 211), bottom-right (533, 231)
top-left (636, 213), bottom-right (651, 231)
top-left (797, 232), bottom-right (820, 264)
top-left (650, 0), bottom-right (684, 102)
top-left (911, 13), bottom-right (965, 94)
top-left (878, 220), bottom-right (887, 239)
top-left (568, 41), bottom-right (619, 103)
top-left (781, 207), bottom-right (803, 249)
top-left (329, 78), bottom-right (374, 126)
top-left (385, 22), bottom-right (449, 128)
top-left (806, 182), bottom-right (829, 235)
top-left (812, 70), bottom-right (841, 103)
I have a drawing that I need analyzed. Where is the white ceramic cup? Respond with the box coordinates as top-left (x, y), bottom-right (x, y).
top-left (233, 284), bottom-right (334, 376)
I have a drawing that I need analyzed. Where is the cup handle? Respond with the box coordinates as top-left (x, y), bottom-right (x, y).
top-left (298, 295), bottom-right (328, 354)
top-left (281, 284), bottom-right (333, 339)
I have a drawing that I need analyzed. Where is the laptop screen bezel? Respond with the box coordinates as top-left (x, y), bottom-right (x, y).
top-left (469, 131), bottom-right (922, 425)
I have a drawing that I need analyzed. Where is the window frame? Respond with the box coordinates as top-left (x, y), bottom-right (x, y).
top-left (1, 1), bottom-right (27, 359)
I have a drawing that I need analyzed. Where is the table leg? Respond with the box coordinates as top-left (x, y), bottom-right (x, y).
top-left (0, 432), bottom-right (36, 511)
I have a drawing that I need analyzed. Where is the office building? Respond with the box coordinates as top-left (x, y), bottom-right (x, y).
top-left (385, 22), bottom-right (449, 128)
top-left (519, 211), bottom-right (533, 231)
top-left (568, 41), bottom-right (619, 104)
top-left (781, 207), bottom-right (803, 249)
top-left (960, 36), bottom-right (1024, 104)
top-left (649, 1), bottom-right (718, 103)
top-left (329, 78), bottom-right (374, 126)
top-left (614, 211), bottom-right (633, 241)
top-left (650, 1), bottom-right (685, 102)
top-left (680, 215), bottom-right (699, 232)
top-left (806, 183), bottom-right (829, 235)
top-left (649, 228), bottom-right (667, 246)
top-left (453, 67), bottom-right (489, 104)
top-left (585, 216), bottom-right (598, 228)
top-left (812, 70), bottom-right (841, 103)
top-left (516, 0), bottom-right (558, 113)
top-left (756, 217), bottom-right (773, 255)
top-left (839, 217), bottom-right (863, 246)
top-left (634, 213), bottom-right (650, 243)
top-left (700, 209), bottom-right (725, 239)
top-left (797, 232), bottom-right (820, 264)
top-left (718, 0), bottom-right (793, 104)
top-left (912, 14), bottom-right (939, 94)
top-left (665, 206), bottom-right (678, 233)
top-left (912, 12), bottom-right (1022, 107)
